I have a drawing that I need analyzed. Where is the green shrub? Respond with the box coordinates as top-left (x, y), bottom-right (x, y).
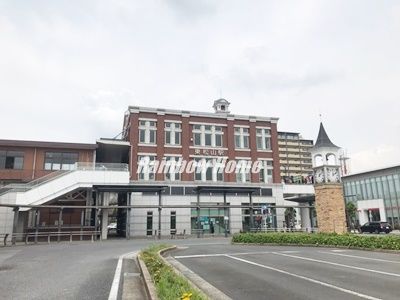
top-left (232, 232), bottom-right (400, 250)
top-left (140, 244), bottom-right (208, 300)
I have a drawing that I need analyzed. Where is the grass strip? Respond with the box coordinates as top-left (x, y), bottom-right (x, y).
top-left (232, 232), bottom-right (400, 250)
top-left (140, 244), bottom-right (208, 300)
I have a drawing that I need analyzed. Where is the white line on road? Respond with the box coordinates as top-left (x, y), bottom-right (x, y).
top-left (319, 251), bottom-right (400, 264)
top-left (272, 252), bottom-right (400, 278)
top-left (108, 251), bottom-right (137, 300)
top-left (225, 255), bottom-right (382, 300)
top-left (174, 251), bottom-right (271, 259)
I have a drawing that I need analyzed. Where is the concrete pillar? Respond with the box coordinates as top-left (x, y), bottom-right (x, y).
top-left (101, 193), bottom-right (109, 240)
top-left (158, 191), bottom-right (162, 240)
top-left (196, 192), bottom-right (200, 238)
top-left (249, 193), bottom-right (254, 231)
top-left (12, 207), bottom-right (19, 245)
top-left (126, 192), bottom-right (131, 239)
top-left (300, 204), bottom-right (312, 232)
top-left (57, 208), bottom-right (63, 242)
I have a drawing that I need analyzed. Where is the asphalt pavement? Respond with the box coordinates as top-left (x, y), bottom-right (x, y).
top-left (0, 237), bottom-right (229, 300)
top-left (170, 244), bottom-right (400, 300)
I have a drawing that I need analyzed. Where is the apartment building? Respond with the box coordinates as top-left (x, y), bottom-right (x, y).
top-left (278, 132), bottom-right (313, 184)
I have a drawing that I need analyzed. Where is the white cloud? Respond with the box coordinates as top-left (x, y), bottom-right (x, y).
top-left (0, 0), bottom-right (399, 172)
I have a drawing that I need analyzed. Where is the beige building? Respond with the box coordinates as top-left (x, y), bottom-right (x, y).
top-left (278, 131), bottom-right (313, 183)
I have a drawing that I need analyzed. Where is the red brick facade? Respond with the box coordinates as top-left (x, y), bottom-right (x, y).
top-left (0, 140), bottom-right (96, 184)
top-left (124, 107), bottom-right (281, 184)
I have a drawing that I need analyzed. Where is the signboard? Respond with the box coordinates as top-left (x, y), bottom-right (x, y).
top-left (194, 149), bottom-right (225, 156)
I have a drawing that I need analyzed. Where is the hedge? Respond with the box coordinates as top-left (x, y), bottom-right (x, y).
top-left (232, 232), bottom-right (400, 250)
top-left (140, 244), bottom-right (208, 300)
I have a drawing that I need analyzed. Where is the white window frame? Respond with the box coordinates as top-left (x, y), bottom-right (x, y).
top-left (234, 127), bottom-right (249, 149)
top-left (192, 125), bottom-right (223, 148)
top-left (259, 160), bottom-right (273, 183)
top-left (236, 160), bottom-right (251, 183)
top-left (165, 122), bottom-right (182, 146)
top-left (194, 157), bottom-right (224, 182)
top-left (138, 155), bottom-right (156, 181)
top-left (164, 156), bottom-right (181, 181)
top-left (139, 120), bottom-right (157, 144)
top-left (256, 128), bottom-right (271, 150)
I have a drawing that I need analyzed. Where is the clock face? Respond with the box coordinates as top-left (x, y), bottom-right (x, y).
top-left (314, 168), bottom-right (325, 183)
top-left (327, 167), bottom-right (340, 183)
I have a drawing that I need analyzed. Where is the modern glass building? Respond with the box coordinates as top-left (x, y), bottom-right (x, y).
top-left (342, 165), bottom-right (400, 229)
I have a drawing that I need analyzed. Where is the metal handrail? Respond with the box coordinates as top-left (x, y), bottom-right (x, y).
top-left (1, 231), bottom-right (102, 246)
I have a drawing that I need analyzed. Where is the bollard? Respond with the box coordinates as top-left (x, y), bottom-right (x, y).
top-left (91, 234), bottom-right (94, 243)
top-left (48, 234), bottom-right (50, 244)
top-left (70, 233), bottom-right (72, 243)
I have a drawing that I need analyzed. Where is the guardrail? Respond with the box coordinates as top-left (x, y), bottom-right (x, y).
top-left (248, 227), bottom-right (319, 233)
top-left (0, 231), bottom-right (102, 246)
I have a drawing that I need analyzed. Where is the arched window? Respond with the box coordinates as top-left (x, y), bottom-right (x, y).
top-left (326, 153), bottom-right (336, 165)
top-left (314, 155), bottom-right (323, 167)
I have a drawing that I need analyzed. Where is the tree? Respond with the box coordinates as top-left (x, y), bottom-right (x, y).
top-left (346, 202), bottom-right (357, 231)
top-left (284, 207), bottom-right (296, 230)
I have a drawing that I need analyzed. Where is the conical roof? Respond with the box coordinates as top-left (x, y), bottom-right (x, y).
top-left (314, 122), bottom-right (340, 149)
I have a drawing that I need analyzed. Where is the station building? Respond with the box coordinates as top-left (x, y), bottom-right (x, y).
top-left (0, 99), bottom-right (315, 242)
top-left (342, 165), bottom-right (400, 229)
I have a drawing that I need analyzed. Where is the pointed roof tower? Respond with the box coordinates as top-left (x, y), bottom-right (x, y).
top-left (314, 122), bottom-right (340, 149)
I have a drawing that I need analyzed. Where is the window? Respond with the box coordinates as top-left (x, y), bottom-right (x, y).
top-left (165, 122), bottom-right (181, 146)
top-left (234, 127), bottom-right (249, 149)
top-left (0, 150), bottom-right (24, 170)
top-left (164, 156), bottom-right (181, 181)
top-left (146, 211), bottom-right (153, 236)
top-left (138, 155), bottom-right (156, 181)
top-left (236, 160), bottom-right (251, 183)
top-left (259, 160), bottom-right (273, 183)
top-left (44, 152), bottom-right (78, 170)
top-left (139, 120), bottom-right (157, 144)
top-left (170, 211), bottom-right (176, 233)
top-left (256, 128), bottom-right (271, 150)
top-left (192, 124), bottom-right (223, 147)
top-left (194, 158), bottom-right (224, 182)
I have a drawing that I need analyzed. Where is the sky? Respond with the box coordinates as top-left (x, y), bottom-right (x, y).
top-left (0, 0), bottom-right (399, 174)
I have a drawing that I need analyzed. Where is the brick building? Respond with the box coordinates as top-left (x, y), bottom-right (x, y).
top-left (0, 100), bottom-right (316, 241)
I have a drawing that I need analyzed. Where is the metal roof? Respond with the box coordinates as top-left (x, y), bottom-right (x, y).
top-left (313, 122), bottom-right (340, 149)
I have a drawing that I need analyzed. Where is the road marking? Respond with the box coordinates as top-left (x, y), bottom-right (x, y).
top-left (108, 251), bottom-right (137, 300)
top-left (225, 255), bottom-right (382, 300)
top-left (320, 251), bottom-right (400, 264)
top-left (180, 242), bottom-right (229, 246)
top-left (272, 252), bottom-right (400, 278)
top-left (280, 250), bottom-right (300, 253)
top-left (174, 251), bottom-right (271, 259)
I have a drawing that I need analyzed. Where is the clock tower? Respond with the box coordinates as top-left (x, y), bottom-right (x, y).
top-left (311, 123), bottom-right (347, 233)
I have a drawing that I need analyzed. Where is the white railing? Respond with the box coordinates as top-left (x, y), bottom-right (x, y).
top-left (0, 163), bottom-right (129, 196)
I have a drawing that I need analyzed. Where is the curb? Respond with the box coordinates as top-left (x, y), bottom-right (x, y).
top-left (161, 247), bottom-right (232, 300)
top-left (137, 254), bottom-right (158, 300)
top-left (231, 242), bottom-right (400, 254)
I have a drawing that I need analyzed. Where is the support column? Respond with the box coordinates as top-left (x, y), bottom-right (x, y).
top-left (197, 191), bottom-right (201, 238)
top-left (34, 209), bottom-right (40, 244)
top-left (57, 207), bottom-right (63, 242)
top-left (80, 209), bottom-right (84, 241)
top-left (223, 192), bottom-right (228, 238)
top-left (101, 193), bottom-right (109, 240)
top-left (158, 191), bottom-right (162, 240)
top-left (300, 204), bottom-right (311, 232)
top-left (12, 207), bottom-right (19, 245)
top-left (126, 192), bottom-right (131, 239)
top-left (249, 193), bottom-right (254, 231)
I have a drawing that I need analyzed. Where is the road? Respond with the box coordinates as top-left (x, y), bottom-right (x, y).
top-left (170, 244), bottom-right (400, 300)
top-left (0, 237), bottom-right (229, 300)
